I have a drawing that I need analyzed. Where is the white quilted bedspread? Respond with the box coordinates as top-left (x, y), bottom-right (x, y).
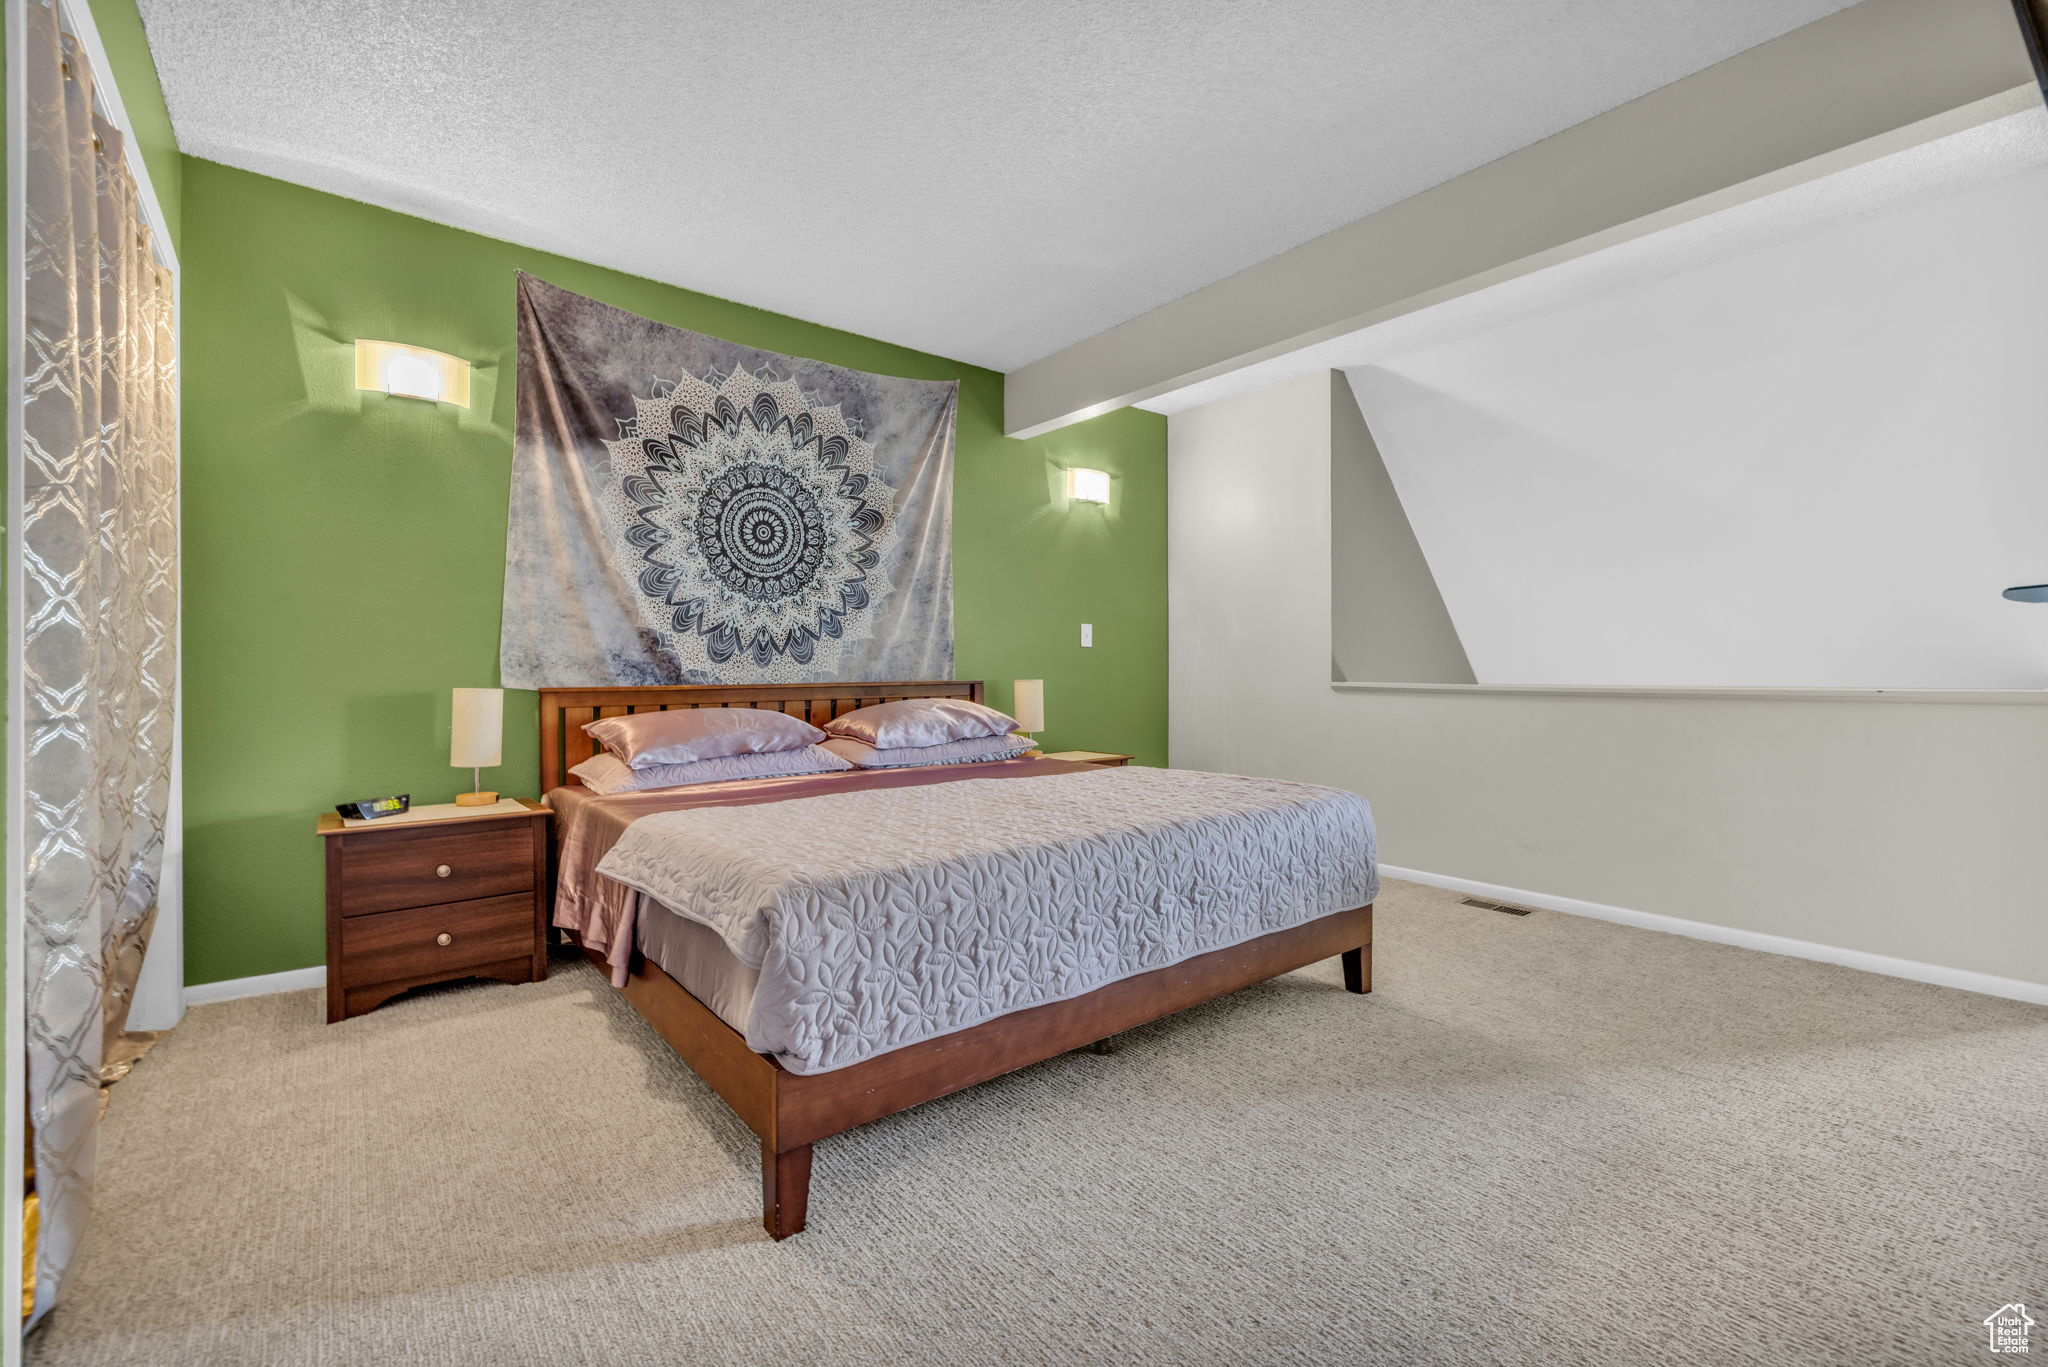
top-left (595, 766), bottom-right (1378, 1074)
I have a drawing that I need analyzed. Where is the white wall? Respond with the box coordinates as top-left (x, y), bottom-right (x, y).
top-left (1170, 370), bottom-right (2048, 989)
top-left (1330, 376), bottom-right (1472, 685)
top-left (1344, 160), bottom-right (2048, 690)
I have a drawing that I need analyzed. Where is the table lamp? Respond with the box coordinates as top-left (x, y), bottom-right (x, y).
top-left (451, 687), bottom-right (504, 807)
top-left (1012, 679), bottom-right (1045, 746)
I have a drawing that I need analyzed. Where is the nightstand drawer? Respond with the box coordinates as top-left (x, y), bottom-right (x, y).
top-left (340, 895), bottom-right (535, 985)
top-left (337, 821), bottom-right (534, 915)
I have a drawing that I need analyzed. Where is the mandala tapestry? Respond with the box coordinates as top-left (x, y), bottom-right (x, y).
top-left (503, 274), bottom-right (956, 686)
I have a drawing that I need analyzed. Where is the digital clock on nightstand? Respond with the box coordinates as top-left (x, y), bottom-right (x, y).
top-left (335, 794), bottom-right (410, 821)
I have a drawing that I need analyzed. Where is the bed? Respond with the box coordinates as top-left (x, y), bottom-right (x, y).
top-left (540, 680), bottom-right (1377, 1238)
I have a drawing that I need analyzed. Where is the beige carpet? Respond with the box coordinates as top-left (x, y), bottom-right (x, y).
top-left (26, 879), bottom-right (2047, 1366)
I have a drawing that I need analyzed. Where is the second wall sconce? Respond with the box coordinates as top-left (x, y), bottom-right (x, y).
top-left (1065, 468), bottom-right (1110, 504)
top-left (355, 339), bottom-right (472, 407)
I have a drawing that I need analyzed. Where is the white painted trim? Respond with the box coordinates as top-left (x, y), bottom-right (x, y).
top-left (1378, 863), bottom-right (2048, 1007)
top-left (1333, 682), bottom-right (2048, 706)
top-left (182, 966), bottom-right (328, 1007)
top-left (5, 0), bottom-right (29, 1356)
top-left (59, 0), bottom-right (174, 272)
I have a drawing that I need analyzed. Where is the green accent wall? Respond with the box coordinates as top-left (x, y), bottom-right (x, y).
top-left (85, 0), bottom-right (180, 246)
top-left (180, 157), bottom-right (1166, 986)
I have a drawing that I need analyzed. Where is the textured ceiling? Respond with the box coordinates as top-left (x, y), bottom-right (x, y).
top-left (138, 0), bottom-right (1857, 371)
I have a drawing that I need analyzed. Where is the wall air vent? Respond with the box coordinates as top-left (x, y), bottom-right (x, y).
top-left (1460, 896), bottom-right (1536, 917)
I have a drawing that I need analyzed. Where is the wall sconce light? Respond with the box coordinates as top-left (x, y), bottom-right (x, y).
top-left (1065, 468), bottom-right (1110, 504)
top-left (355, 339), bottom-right (472, 407)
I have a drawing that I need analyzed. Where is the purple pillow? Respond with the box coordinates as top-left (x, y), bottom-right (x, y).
top-left (567, 746), bottom-right (852, 795)
top-left (820, 734), bottom-right (1034, 770)
top-left (583, 708), bottom-right (824, 768)
top-left (823, 698), bottom-right (1021, 749)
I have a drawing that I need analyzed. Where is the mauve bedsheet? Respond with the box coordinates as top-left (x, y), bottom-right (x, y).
top-left (636, 900), bottom-right (759, 1034)
top-left (596, 766), bottom-right (1377, 1075)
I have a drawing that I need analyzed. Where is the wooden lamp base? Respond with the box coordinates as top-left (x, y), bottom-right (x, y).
top-left (454, 761), bottom-right (497, 807)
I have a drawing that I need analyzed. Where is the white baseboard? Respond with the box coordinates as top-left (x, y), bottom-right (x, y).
top-left (1377, 864), bottom-right (2048, 1008)
top-left (174, 874), bottom-right (2048, 1013)
top-left (183, 965), bottom-right (326, 1007)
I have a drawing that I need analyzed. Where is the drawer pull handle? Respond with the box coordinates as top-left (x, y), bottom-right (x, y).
top-left (436, 932), bottom-right (453, 947)
top-left (436, 864), bottom-right (452, 878)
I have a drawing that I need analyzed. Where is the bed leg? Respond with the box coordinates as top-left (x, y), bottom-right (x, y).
top-left (763, 1142), bottom-right (812, 1241)
top-left (1342, 945), bottom-right (1371, 994)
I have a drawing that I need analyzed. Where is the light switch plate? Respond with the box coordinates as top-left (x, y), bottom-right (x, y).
top-left (1081, 623), bottom-right (1093, 647)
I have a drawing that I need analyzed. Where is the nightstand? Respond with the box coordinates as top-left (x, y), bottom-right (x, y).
top-left (315, 800), bottom-right (552, 1023)
top-left (1043, 750), bottom-right (1135, 767)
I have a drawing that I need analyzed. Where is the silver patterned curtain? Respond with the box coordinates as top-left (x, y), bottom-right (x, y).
top-left (19, 0), bottom-right (180, 1325)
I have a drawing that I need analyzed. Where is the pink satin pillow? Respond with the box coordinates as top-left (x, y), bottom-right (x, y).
top-left (819, 734), bottom-right (1033, 769)
top-left (568, 747), bottom-right (851, 795)
top-left (822, 698), bottom-right (1021, 749)
top-left (583, 707), bottom-right (824, 768)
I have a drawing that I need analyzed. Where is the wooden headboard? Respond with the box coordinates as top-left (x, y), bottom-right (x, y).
top-left (538, 680), bottom-right (984, 791)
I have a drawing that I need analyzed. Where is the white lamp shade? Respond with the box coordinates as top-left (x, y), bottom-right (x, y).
top-left (1012, 679), bottom-right (1045, 733)
top-left (450, 687), bottom-right (504, 769)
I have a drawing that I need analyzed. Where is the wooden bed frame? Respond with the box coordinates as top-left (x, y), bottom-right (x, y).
top-left (539, 680), bottom-right (1373, 1239)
